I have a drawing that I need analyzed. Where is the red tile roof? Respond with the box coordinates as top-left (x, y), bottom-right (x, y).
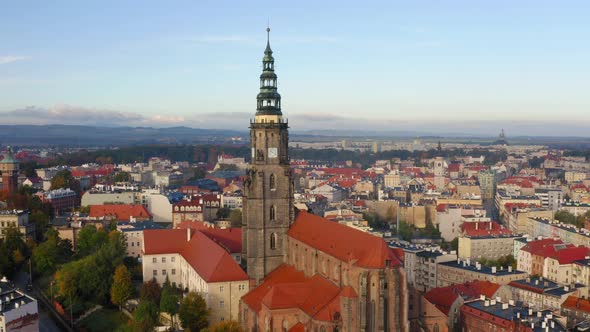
top-left (461, 221), bottom-right (513, 237)
top-left (200, 228), bottom-right (242, 254)
top-left (288, 211), bottom-right (401, 269)
top-left (562, 296), bottom-right (590, 313)
top-left (521, 239), bottom-right (590, 264)
top-left (143, 228), bottom-right (247, 283)
top-left (288, 323), bottom-right (305, 332)
top-left (241, 264), bottom-right (346, 322)
top-left (89, 204), bottom-right (151, 221)
top-left (424, 281), bottom-right (500, 315)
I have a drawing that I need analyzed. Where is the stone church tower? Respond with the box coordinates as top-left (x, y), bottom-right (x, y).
top-left (0, 146), bottom-right (19, 195)
top-left (242, 28), bottom-right (294, 285)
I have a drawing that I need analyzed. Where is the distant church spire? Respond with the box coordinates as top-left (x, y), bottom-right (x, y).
top-left (256, 26), bottom-right (282, 117)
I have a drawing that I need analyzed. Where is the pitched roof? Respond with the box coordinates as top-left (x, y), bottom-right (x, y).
top-left (288, 323), bottom-right (305, 332)
top-left (200, 228), bottom-right (242, 254)
top-left (424, 280), bottom-right (500, 315)
top-left (143, 228), bottom-right (247, 283)
top-left (288, 210), bottom-right (401, 269)
top-left (562, 296), bottom-right (590, 313)
top-left (521, 239), bottom-right (590, 264)
top-left (461, 221), bottom-right (513, 238)
top-left (241, 264), bottom-right (346, 321)
top-left (89, 204), bottom-right (152, 221)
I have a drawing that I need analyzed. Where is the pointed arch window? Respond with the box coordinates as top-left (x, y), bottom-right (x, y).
top-left (270, 205), bottom-right (276, 221)
top-left (270, 233), bottom-right (277, 250)
top-left (269, 174), bottom-right (276, 190)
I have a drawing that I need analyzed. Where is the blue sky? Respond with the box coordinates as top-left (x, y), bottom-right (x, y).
top-left (1, 1), bottom-right (589, 136)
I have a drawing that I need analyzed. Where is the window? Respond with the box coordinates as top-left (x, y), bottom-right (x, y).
top-left (270, 174), bottom-right (276, 190)
top-left (270, 205), bottom-right (276, 221)
top-left (220, 300), bottom-right (225, 308)
top-left (152, 258), bottom-right (157, 263)
top-left (162, 269), bottom-right (167, 275)
top-left (270, 233), bottom-right (277, 250)
top-left (137, 242), bottom-right (140, 246)
top-left (153, 270), bottom-right (157, 276)
top-left (131, 242), bottom-right (134, 247)
top-left (220, 285), bottom-right (224, 292)
top-left (172, 269), bottom-right (176, 275)
top-left (239, 284), bottom-right (245, 291)
top-left (171, 257), bottom-right (175, 263)
top-left (162, 257), bottom-right (166, 263)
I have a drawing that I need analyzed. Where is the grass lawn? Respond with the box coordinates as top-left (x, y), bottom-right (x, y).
top-left (78, 308), bottom-right (130, 332)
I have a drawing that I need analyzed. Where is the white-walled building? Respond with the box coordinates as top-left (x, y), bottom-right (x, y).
top-left (142, 228), bottom-right (248, 324)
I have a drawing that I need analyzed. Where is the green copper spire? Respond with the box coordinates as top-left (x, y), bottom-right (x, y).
top-left (0, 146), bottom-right (16, 164)
top-left (256, 26), bottom-right (282, 116)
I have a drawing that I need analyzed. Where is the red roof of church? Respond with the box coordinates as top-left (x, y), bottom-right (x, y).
top-left (89, 204), bottom-right (151, 221)
top-left (288, 323), bottom-right (306, 332)
top-left (424, 281), bottom-right (500, 315)
top-left (461, 221), bottom-right (513, 237)
top-left (241, 264), bottom-right (347, 321)
top-left (288, 211), bottom-right (401, 269)
top-left (143, 229), bottom-right (247, 283)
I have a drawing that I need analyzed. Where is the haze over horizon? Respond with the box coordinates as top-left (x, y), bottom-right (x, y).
top-left (1, 1), bottom-right (590, 136)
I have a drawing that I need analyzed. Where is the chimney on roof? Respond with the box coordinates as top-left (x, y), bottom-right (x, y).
top-left (537, 311), bottom-right (542, 318)
top-left (186, 227), bottom-right (192, 242)
top-left (475, 223), bottom-right (479, 230)
top-left (490, 299), bottom-right (496, 305)
top-left (529, 308), bottom-right (533, 315)
top-left (489, 222), bottom-right (492, 230)
top-left (502, 303), bottom-right (509, 310)
top-left (492, 266), bottom-right (497, 274)
top-left (480, 295), bottom-right (485, 301)
top-left (509, 299), bottom-right (515, 306)
top-left (508, 266), bottom-right (512, 272)
top-left (484, 300), bottom-right (490, 307)
top-left (516, 312), bottom-right (521, 319)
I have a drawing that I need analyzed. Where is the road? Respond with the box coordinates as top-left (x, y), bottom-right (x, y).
top-left (15, 269), bottom-right (65, 332)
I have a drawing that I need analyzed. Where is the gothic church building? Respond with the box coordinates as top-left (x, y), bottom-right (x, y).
top-left (240, 28), bottom-right (409, 332)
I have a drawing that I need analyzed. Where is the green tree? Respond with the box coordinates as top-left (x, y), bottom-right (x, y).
top-left (32, 236), bottom-right (60, 275)
top-left (50, 170), bottom-right (76, 191)
top-left (207, 321), bottom-right (243, 332)
top-left (133, 300), bottom-right (159, 332)
top-left (111, 264), bottom-right (133, 309)
top-left (76, 225), bottom-right (108, 257)
top-left (160, 277), bottom-right (179, 328)
top-left (141, 279), bottom-right (162, 305)
top-left (178, 292), bottom-right (209, 332)
top-left (229, 209), bottom-right (242, 227)
top-left (450, 237), bottom-right (459, 251)
top-left (397, 221), bottom-right (413, 241)
top-left (216, 207), bottom-right (231, 219)
top-left (113, 172), bottom-right (132, 182)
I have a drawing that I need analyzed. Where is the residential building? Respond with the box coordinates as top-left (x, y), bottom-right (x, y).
top-left (89, 204), bottom-right (152, 222)
top-left (505, 277), bottom-right (580, 312)
top-left (535, 188), bottom-right (563, 211)
top-left (421, 281), bottom-right (500, 332)
top-left (414, 250), bottom-right (457, 292)
top-left (38, 188), bottom-right (78, 214)
top-left (0, 277), bottom-right (39, 332)
top-left (81, 190), bottom-right (136, 206)
top-left (460, 297), bottom-right (566, 331)
top-left (117, 221), bottom-right (163, 258)
top-left (457, 221), bottom-right (520, 260)
top-left (437, 259), bottom-right (527, 287)
top-left (561, 296), bottom-right (590, 329)
top-left (0, 210), bottom-right (35, 240)
top-left (142, 228), bottom-right (249, 324)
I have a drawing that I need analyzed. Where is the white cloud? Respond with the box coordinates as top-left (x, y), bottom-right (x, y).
top-left (0, 56), bottom-right (31, 65)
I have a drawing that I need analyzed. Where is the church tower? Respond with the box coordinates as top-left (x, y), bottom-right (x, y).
top-left (0, 146), bottom-right (19, 195)
top-left (242, 27), bottom-right (294, 285)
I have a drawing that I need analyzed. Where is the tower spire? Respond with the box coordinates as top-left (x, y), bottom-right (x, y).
top-left (256, 26), bottom-right (281, 119)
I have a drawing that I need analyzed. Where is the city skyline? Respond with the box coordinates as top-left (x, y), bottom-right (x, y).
top-left (2, 1), bottom-right (590, 136)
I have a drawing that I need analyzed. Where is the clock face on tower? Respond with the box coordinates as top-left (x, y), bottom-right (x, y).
top-left (268, 147), bottom-right (278, 158)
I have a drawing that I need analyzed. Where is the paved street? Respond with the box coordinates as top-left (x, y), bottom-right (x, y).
top-left (15, 269), bottom-right (65, 332)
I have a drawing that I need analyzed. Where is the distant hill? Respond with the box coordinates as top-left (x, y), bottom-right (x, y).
top-left (0, 125), bottom-right (246, 146)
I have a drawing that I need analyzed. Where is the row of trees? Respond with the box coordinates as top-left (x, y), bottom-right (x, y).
top-left (555, 209), bottom-right (590, 228)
